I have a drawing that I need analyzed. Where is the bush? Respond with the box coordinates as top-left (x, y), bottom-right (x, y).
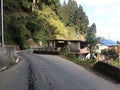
top-left (23, 45), bottom-right (30, 50)
top-left (101, 49), bottom-right (119, 60)
top-left (64, 52), bottom-right (77, 60)
top-left (63, 52), bottom-right (95, 67)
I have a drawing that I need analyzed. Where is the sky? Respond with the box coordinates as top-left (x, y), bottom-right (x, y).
top-left (60, 0), bottom-right (120, 41)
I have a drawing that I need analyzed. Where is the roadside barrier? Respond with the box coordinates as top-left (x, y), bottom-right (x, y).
top-left (0, 47), bottom-right (16, 68)
top-left (94, 61), bottom-right (120, 82)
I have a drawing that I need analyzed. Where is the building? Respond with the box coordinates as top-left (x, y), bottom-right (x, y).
top-left (95, 39), bottom-right (120, 60)
top-left (48, 39), bottom-right (89, 59)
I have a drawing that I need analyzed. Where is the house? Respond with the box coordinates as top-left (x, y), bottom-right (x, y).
top-left (48, 39), bottom-right (87, 50)
top-left (48, 39), bottom-right (90, 59)
top-left (95, 39), bottom-right (120, 60)
top-left (95, 39), bottom-right (117, 53)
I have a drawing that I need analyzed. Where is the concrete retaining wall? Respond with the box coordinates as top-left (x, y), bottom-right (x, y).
top-left (0, 47), bottom-right (16, 68)
top-left (94, 61), bottom-right (120, 82)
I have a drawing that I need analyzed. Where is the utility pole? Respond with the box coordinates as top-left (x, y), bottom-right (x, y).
top-left (1, 0), bottom-right (4, 47)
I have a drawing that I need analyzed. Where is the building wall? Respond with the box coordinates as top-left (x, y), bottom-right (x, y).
top-left (68, 42), bottom-right (80, 52)
top-left (96, 44), bottom-right (108, 53)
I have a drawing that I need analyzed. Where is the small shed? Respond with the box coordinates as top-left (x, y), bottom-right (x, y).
top-left (48, 39), bottom-right (87, 52)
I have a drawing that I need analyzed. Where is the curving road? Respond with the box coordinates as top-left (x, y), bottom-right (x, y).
top-left (0, 51), bottom-right (119, 90)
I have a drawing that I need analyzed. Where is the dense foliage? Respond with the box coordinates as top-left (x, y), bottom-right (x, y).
top-left (63, 52), bottom-right (95, 67)
top-left (101, 49), bottom-right (119, 60)
top-left (86, 23), bottom-right (98, 59)
top-left (60, 0), bottom-right (89, 35)
top-left (86, 23), bottom-right (97, 46)
top-left (0, 0), bottom-right (96, 49)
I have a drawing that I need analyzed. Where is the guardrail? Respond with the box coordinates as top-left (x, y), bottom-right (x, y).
top-left (94, 61), bottom-right (120, 82)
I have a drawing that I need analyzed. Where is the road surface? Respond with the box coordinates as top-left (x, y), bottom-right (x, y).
top-left (0, 51), bottom-right (119, 90)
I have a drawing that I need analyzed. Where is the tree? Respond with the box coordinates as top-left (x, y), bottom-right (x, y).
top-left (74, 5), bottom-right (89, 35)
top-left (60, 0), bottom-right (78, 26)
top-left (97, 37), bottom-right (105, 41)
top-left (7, 15), bottom-right (28, 49)
top-left (86, 23), bottom-right (98, 59)
top-left (117, 41), bottom-right (120, 44)
top-left (3, 0), bottom-right (91, 49)
top-left (60, 0), bottom-right (89, 37)
top-left (4, 0), bottom-right (32, 12)
top-left (86, 23), bottom-right (97, 45)
top-left (37, 0), bottom-right (61, 14)
top-left (101, 49), bottom-right (119, 60)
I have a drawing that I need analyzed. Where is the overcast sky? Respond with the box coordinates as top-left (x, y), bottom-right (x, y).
top-left (60, 0), bottom-right (120, 41)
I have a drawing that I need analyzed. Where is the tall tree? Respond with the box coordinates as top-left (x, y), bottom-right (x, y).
top-left (117, 41), bottom-right (120, 44)
top-left (61, 0), bottom-right (78, 26)
top-left (86, 23), bottom-right (98, 59)
top-left (37, 0), bottom-right (61, 14)
top-left (86, 23), bottom-right (97, 45)
top-left (74, 5), bottom-right (89, 35)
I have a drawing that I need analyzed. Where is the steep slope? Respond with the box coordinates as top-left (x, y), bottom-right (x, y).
top-left (2, 0), bottom-right (87, 49)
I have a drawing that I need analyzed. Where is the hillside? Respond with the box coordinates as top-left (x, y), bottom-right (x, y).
top-left (1, 0), bottom-right (90, 49)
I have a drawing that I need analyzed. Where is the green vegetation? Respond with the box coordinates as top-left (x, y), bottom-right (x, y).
top-left (110, 61), bottom-right (120, 67)
top-left (86, 23), bottom-right (98, 59)
top-left (60, 0), bottom-right (89, 35)
top-left (101, 49), bottom-right (119, 60)
top-left (1, 0), bottom-right (96, 49)
top-left (63, 52), bottom-right (95, 68)
top-left (101, 48), bottom-right (120, 67)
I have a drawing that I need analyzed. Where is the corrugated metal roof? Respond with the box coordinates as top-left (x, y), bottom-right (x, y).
top-left (100, 39), bottom-right (117, 46)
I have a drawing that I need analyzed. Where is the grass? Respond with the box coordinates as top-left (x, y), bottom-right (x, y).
top-left (61, 52), bottom-right (96, 68)
top-left (110, 60), bottom-right (120, 67)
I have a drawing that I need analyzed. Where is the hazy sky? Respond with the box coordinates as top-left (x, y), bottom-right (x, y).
top-left (60, 0), bottom-right (120, 41)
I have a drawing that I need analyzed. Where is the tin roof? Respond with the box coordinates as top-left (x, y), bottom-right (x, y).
top-left (100, 39), bottom-right (117, 46)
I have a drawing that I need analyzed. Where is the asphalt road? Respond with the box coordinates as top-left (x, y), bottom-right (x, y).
top-left (0, 51), bottom-right (120, 90)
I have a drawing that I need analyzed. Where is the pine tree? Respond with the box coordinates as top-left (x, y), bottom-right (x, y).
top-left (61, 0), bottom-right (78, 26)
top-left (74, 5), bottom-right (89, 35)
top-left (38, 0), bottom-right (61, 14)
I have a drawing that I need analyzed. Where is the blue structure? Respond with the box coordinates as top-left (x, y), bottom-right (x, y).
top-left (100, 39), bottom-right (117, 46)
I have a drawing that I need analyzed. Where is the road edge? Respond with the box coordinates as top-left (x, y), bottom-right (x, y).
top-left (0, 56), bottom-right (21, 72)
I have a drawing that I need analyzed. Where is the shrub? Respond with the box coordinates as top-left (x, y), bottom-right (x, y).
top-left (64, 52), bottom-right (77, 60)
top-left (101, 49), bottom-right (119, 60)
